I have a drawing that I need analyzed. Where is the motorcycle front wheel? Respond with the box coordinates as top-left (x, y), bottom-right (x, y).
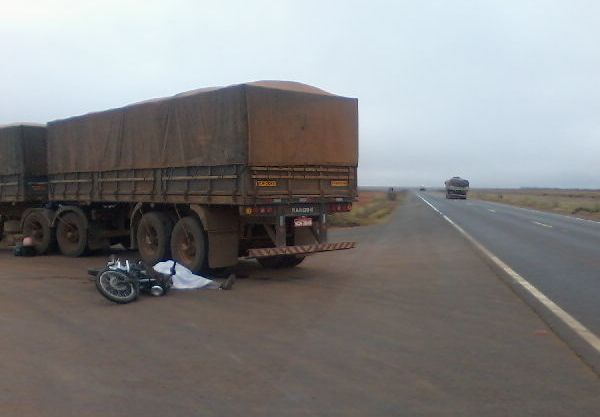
top-left (95, 268), bottom-right (139, 304)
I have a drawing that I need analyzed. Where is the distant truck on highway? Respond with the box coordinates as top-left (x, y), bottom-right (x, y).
top-left (0, 81), bottom-right (358, 272)
top-left (445, 177), bottom-right (469, 199)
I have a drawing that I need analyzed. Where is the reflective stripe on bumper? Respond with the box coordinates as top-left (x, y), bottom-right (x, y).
top-left (247, 242), bottom-right (356, 258)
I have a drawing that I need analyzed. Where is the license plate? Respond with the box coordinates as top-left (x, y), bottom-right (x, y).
top-left (291, 206), bottom-right (314, 215)
top-left (294, 216), bottom-right (313, 227)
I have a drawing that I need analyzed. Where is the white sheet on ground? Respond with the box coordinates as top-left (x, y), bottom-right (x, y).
top-left (153, 261), bottom-right (220, 290)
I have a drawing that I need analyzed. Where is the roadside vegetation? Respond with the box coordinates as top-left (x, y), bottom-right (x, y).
top-left (329, 190), bottom-right (406, 227)
top-left (469, 189), bottom-right (600, 220)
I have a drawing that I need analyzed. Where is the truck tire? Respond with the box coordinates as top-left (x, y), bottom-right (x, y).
top-left (258, 255), bottom-right (305, 269)
top-left (170, 216), bottom-right (207, 273)
top-left (280, 255), bottom-right (305, 268)
top-left (137, 212), bottom-right (173, 265)
top-left (257, 256), bottom-right (283, 268)
top-left (22, 212), bottom-right (55, 255)
top-left (57, 212), bottom-right (88, 257)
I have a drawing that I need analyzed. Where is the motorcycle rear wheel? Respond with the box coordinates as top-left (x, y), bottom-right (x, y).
top-left (95, 268), bottom-right (139, 304)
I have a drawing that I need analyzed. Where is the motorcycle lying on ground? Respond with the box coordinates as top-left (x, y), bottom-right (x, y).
top-left (89, 258), bottom-right (174, 304)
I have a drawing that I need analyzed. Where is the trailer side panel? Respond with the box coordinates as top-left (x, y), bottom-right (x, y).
top-left (0, 125), bottom-right (48, 203)
top-left (46, 82), bottom-right (358, 205)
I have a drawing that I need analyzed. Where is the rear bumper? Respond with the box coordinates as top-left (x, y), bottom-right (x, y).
top-left (247, 241), bottom-right (356, 258)
top-left (446, 190), bottom-right (468, 199)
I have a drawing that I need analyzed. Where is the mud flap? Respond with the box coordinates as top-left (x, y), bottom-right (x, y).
top-left (189, 205), bottom-right (239, 268)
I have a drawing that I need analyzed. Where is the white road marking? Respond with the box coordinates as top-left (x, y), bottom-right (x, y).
top-left (418, 194), bottom-right (443, 215)
top-left (416, 193), bottom-right (600, 356)
top-left (574, 217), bottom-right (600, 224)
top-left (533, 221), bottom-right (553, 228)
top-left (488, 209), bottom-right (497, 213)
top-left (483, 201), bottom-right (600, 225)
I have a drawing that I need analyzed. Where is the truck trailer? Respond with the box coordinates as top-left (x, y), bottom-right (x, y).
top-left (0, 81), bottom-right (358, 272)
top-left (0, 124), bottom-right (50, 248)
top-left (444, 176), bottom-right (469, 199)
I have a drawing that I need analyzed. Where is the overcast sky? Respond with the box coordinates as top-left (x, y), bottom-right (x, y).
top-left (1, 0), bottom-right (598, 188)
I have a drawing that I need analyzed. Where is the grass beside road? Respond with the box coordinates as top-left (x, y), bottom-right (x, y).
top-left (329, 190), bottom-right (406, 227)
top-left (469, 189), bottom-right (600, 221)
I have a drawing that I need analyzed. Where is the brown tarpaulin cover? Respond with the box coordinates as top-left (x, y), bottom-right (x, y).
top-left (47, 81), bottom-right (358, 174)
top-left (445, 177), bottom-right (470, 188)
top-left (0, 124), bottom-right (47, 177)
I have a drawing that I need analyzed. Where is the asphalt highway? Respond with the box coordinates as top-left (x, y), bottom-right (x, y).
top-left (419, 191), bottom-right (600, 338)
top-left (1, 193), bottom-right (599, 416)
